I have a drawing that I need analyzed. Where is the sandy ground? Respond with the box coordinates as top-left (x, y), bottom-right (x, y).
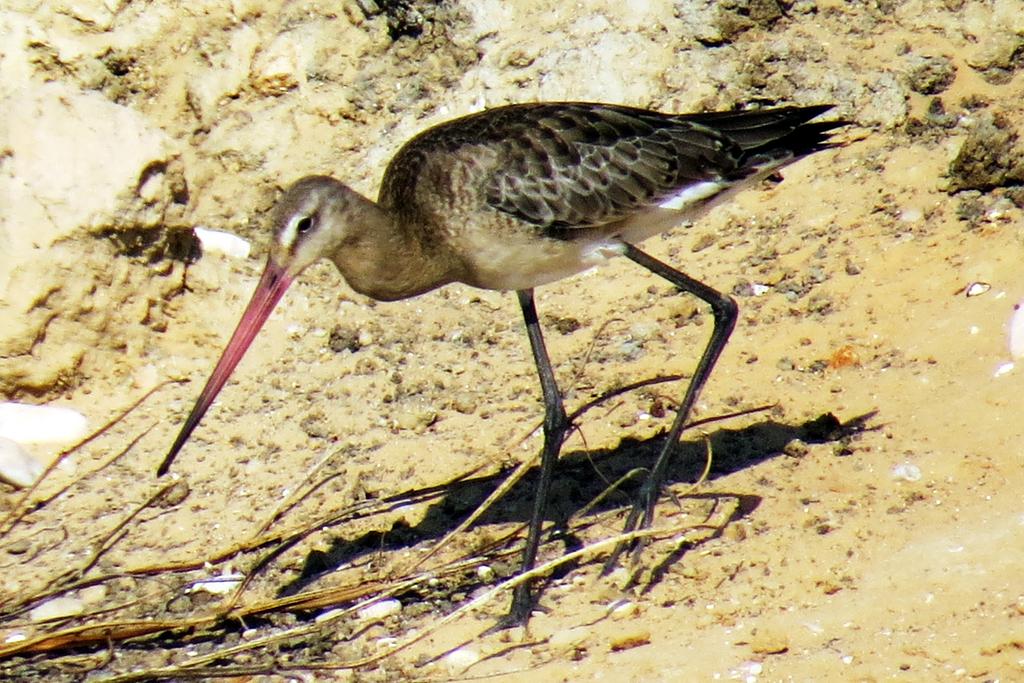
top-left (2, 0), bottom-right (1024, 680)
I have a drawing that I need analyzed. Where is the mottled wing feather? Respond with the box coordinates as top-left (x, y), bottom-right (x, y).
top-left (379, 102), bottom-right (841, 233)
top-left (484, 106), bottom-right (745, 229)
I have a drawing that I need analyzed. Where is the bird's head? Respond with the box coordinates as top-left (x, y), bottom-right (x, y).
top-left (268, 175), bottom-right (359, 280)
top-left (157, 175), bottom-right (359, 475)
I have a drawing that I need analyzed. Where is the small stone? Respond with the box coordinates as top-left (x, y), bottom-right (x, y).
top-left (357, 598), bottom-right (402, 621)
top-left (78, 585), bottom-right (108, 605)
top-left (549, 626), bottom-right (589, 651)
top-left (444, 646), bottom-right (481, 673)
top-left (783, 439), bottom-right (810, 458)
top-left (131, 363), bottom-right (160, 390)
top-left (194, 227), bottom-right (251, 259)
top-left (906, 55), bottom-right (956, 95)
top-left (315, 608), bottom-right (345, 624)
top-left (449, 392), bottom-right (477, 414)
top-left (0, 437), bottom-right (43, 488)
top-left (329, 325), bottom-right (363, 353)
top-left (965, 282), bottom-right (990, 297)
top-left (750, 627), bottom-right (789, 654)
top-left (0, 403), bottom-right (88, 444)
top-left (691, 232), bottom-right (716, 252)
top-left (30, 597), bottom-right (85, 622)
top-left (609, 628), bottom-right (651, 652)
top-left (628, 321), bottom-right (659, 342)
top-left (891, 463), bottom-right (922, 482)
top-left (190, 572), bottom-right (244, 596)
top-left (1008, 303), bottom-right (1024, 360)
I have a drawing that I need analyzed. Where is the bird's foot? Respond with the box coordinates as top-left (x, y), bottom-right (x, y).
top-left (601, 479), bottom-right (660, 575)
top-left (485, 583), bottom-right (549, 634)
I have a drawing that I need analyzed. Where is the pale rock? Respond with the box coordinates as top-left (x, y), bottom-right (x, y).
top-left (78, 584), bottom-right (108, 605)
top-left (252, 27), bottom-right (315, 95)
top-left (357, 598), bottom-right (402, 621)
top-left (549, 626), bottom-right (589, 650)
top-left (194, 227), bottom-right (252, 259)
top-left (0, 437), bottom-right (44, 488)
top-left (0, 82), bottom-right (181, 393)
top-left (190, 571), bottom-right (244, 596)
top-left (29, 596), bottom-right (85, 622)
top-left (750, 626), bottom-right (790, 654)
top-left (443, 646), bottom-right (481, 674)
top-left (132, 364), bottom-right (160, 391)
top-left (0, 403), bottom-right (88, 444)
top-left (1010, 302), bottom-right (1024, 359)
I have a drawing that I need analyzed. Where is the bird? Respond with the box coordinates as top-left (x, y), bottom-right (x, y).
top-left (158, 100), bottom-right (847, 624)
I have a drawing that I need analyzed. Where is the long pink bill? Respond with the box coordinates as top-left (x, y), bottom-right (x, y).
top-left (158, 258), bottom-right (294, 475)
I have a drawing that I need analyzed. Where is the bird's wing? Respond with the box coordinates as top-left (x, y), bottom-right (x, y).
top-left (380, 103), bottom-right (841, 232)
top-left (479, 104), bottom-right (748, 230)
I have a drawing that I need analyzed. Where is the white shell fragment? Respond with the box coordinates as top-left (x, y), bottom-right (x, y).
top-left (994, 362), bottom-right (1015, 378)
top-left (0, 403), bottom-right (88, 444)
top-left (357, 598), bottom-right (402, 621)
top-left (29, 596), bottom-right (85, 622)
top-left (443, 646), bottom-right (481, 674)
top-left (194, 227), bottom-right (252, 259)
top-left (189, 571), bottom-right (244, 596)
top-left (0, 437), bottom-right (44, 488)
top-left (891, 462), bottom-right (922, 482)
top-left (1008, 302), bottom-right (1024, 359)
top-left (315, 608), bottom-right (345, 624)
top-left (965, 281), bottom-right (990, 297)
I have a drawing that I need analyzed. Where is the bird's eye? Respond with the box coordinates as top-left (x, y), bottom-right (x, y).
top-left (296, 215), bottom-right (314, 234)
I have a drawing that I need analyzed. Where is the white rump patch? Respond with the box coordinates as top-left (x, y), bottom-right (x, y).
top-left (658, 180), bottom-right (728, 210)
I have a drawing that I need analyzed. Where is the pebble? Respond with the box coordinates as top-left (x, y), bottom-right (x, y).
top-left (0, 437), bottom-right (44, 488)
top-left (357, 598), bottom-right (402, 621)
top-left (131, 363), bottom-right (160, 390)
top-left (1008, 302), bottom-right (1024, 358)
top-left (891, 462), bottom-right (922, 482)
top-left (609, 628), bottom-right (651, 652)
top-left (189, 572), bottom-right (244, 595)
top-left (443, 646), bottom-right (481, 673)
top-left (549, 626), bottom-right (589, 650)
top-left (29, 596), bottom-right (85, 622)
top-left (610, 600), bottom-right (639, 619)
top-left (964, 281), bottom-right (990, 297)
top-left (994, 361), bottom-right (1015, 378)
top-left (194, 227), bottom-right (251, 258)
top-left (0, 403), bottom-right (88, 444)
top-left (315, 608), bottom-right (345, 624)
top-left (749, 627), bottom-right (790, 654)
top-left (79, 585), bottom-right (108, 605)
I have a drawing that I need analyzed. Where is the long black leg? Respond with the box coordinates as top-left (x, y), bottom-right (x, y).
top-left (500, 288), bottom-right (572, 625)
top-left (604, 242), bottom-right (738, 569)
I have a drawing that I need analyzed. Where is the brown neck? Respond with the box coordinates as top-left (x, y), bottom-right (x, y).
top-left (329, 197), bottom-right (459, 302)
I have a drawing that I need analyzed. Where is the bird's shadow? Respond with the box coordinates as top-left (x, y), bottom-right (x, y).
top-left (278, 409), bottom-right (873, 598)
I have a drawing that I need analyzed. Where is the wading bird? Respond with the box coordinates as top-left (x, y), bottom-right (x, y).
top-left (160, 101), bottom-right (846, 623)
